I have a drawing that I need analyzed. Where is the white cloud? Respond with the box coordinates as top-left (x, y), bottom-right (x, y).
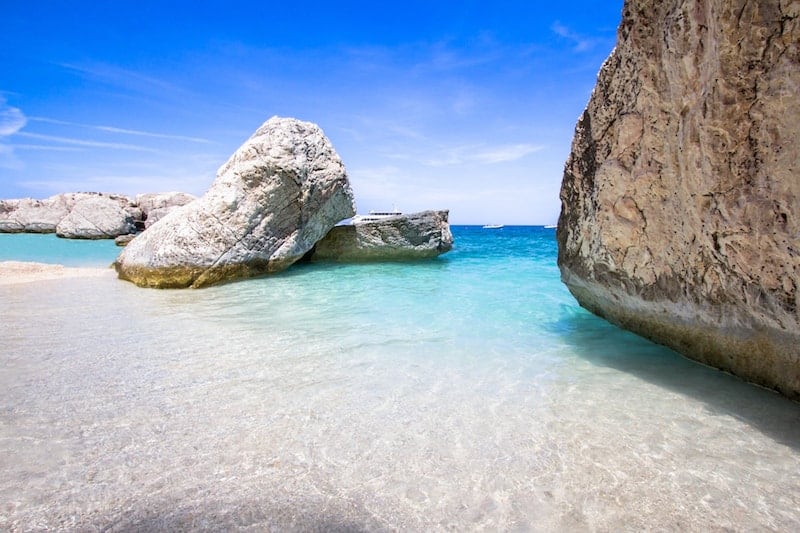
top-left (29, 117), bottom-right (212, 144)
top-left (0, 98), bottom-right (27, 169)
top-left (551, 22), bottom-right (599, 53)
top-left (96, 125), bottom-right (211, 143)
top-left (471, 143), bottom-right (545, 164)
top-left (58, 61), bottom-right (186, 96)
top-left (0, 99), bottom-right (26, 136)
top-left (0, 144), bottom-right (23, 169)
top-left (417, 142), bottom-right (544, 167)
top-left (16, 132), bottom-right (162, 153)
top-left (11, 143), bottom-right (85, 152)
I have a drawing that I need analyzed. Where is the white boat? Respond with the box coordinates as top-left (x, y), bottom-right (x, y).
top-left (351, 207), bottom-right (402, 224)
top-left (482, 224), bottom-right (504, 229)
top-left (544, 224), bottom-right (557, 229)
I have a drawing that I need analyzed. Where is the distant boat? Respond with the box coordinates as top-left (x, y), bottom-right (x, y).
top-left (544, 224), bottom-right (557, 229)
top-left (482, 224), bottom-right (504, 229)
top-left (352, 207), bottom-right (402, 224)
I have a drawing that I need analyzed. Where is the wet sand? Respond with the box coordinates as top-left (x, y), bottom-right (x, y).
top-left (0, 261), bottom-right (113, 286)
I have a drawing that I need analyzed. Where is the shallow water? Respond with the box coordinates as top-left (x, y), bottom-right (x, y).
top-left (1, 227), bottom-right (799, 531)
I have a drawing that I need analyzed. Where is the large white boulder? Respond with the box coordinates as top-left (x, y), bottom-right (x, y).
top-left (114, 117), bottom-right (356, 288)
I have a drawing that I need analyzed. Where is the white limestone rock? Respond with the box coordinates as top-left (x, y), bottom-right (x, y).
top-left (0, 192), bottom-right (137, 237)
top-left (114, 117), bottom-right (356, 288)
top-left (134, 192), bottom-right (197, 228)
top-left (0, 196), bottom-right (72, 233)
top-left (311, 210), bottom-right (453, 262)
top-left (56, 194), bottom-right (138, 239)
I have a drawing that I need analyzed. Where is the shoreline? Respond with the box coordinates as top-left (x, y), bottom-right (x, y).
top-left (0, 260), bottom-right (114, 286)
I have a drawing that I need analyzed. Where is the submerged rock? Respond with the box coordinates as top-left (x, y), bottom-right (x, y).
top-left (310, 210), bottom-right (453, 262)
top-left (114, 117), bottom-right (356, 288)
top-left (557, 0), bottom-right (800, 398)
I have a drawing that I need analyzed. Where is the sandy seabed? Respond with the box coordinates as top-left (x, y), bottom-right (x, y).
top-left (0, 261), bottom-right (113, 286)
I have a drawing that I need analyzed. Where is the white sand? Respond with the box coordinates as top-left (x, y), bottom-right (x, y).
top-left (0, 261), bottom-right (113, 286)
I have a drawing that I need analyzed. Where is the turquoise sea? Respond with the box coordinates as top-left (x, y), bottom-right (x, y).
top-left (1, 226), bottom-right (799, 531)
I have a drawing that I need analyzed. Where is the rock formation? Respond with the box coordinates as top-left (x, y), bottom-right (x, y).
top-left (1, 195), bottom-right (71, 233)
top-left (135, 192), bottom-right (196, 228)
top-left (0, 192), bottom-right (195, 238)
top-left (114, 117), bottom-right (356, 288)
top-left (0, 193), bottom-right (137, 238)
top-left (56, 194), bottom-right (138, 239)
top-left (557, 0), bottom-right (799, 398)
top-left (310, 210), bottom-right (453, 262)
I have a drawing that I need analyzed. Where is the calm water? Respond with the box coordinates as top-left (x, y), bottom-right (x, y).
top-left (1, 227), bottom-right (799, 531)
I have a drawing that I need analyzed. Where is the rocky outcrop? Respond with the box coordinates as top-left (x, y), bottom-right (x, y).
top-left (557, 0), bottom-right (800, 398)
top-left (0, 192), bottom-right (195, 238)
top-left (135, 192), bottom-right (196, 228)
top-left (0, 193), bottom-right (137, 238)
top-left (56, 195), bottom-right (138, 239)
top-left (114, 117), bottom-right (356, 288)
top-left (114, 234), bottom-right (137, 247)
top-left (310, 210), bottom-right (453, 262)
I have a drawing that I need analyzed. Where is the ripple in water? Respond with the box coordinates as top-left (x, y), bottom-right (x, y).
top-left (1, 227), bottom-right (798, 531)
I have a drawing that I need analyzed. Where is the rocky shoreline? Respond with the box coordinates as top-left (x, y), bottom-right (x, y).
top-left (3, 117), bottom-right (452, 289)
top-left (0, 192), bottom-right (196, 239)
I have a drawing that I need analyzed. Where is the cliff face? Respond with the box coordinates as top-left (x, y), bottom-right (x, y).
top-left (558, 0), bottom-right (800, 398)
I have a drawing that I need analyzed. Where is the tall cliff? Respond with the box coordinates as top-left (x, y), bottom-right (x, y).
top-left (557, 0), bottom-right (799, 398)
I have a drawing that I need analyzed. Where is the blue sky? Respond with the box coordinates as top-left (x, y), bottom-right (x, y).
top-left (0, 1), bottom-right (622, 225)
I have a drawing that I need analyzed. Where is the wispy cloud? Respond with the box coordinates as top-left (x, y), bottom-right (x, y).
top-left (0, 98), bottom-right (26, 136)
top-left (471, 143), bottom-right (545, 164)
top-left (58, 61), bottom-right (186, 95)
top-left (29, 117), bottom-right (212, 144)
top-left (16, 132), bottom-right (162, 153)
top-left (0, 144), bottom-right (23, 169)
top-left (11, 143), bottom-right (85, 152)
top-left (551, 22), bottom-right (602, 53)
top-left (0, 97), bottom-right (27, 168)
top-left (20, 172), bottom-right (210, 197)
top-left (407, 142), bottom-right (545, 167)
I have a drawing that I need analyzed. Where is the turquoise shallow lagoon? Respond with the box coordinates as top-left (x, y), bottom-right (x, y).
top-left (0, 233), bottom-right (120, 267)
top-left (1, 226), bottom-right (799, 530)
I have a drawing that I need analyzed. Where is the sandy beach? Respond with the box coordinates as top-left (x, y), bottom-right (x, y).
top-left (0, 261), bottom-right (113, 286)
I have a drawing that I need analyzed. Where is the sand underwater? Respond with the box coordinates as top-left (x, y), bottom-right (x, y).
top-left (1, 227), bottom-right (799, 531)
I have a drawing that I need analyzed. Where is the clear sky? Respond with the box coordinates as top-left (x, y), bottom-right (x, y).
top-left (0, 1), bottom-right (622, 225)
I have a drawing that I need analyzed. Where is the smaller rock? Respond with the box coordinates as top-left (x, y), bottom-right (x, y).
top-left (310, 210), bottom-right (453, 262)
top-left (0, 197), bottom-right (70, 233)
top-left (115, 234), bottom-right (137, 246)
top-left (134, 192), bottom-right (196, 228)
top-left (56, 195), bottom-right (137, 239)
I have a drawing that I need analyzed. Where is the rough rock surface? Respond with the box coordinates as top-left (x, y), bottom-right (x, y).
top-left (56, 195), bottom-right (138, 239)
top-left (0, 195), bottom-right (75, 233)
top-left (0, 193), bottom-right (138, 237)
top-left (115, 234), bottom-right (137, 246)
top-left (135, 192), bottom-right (196, 228)
top-left (114, 117), bottom-right (356, 288)
top-left (557, 0), bottom-right (800, 398)
top-left (310, 210), bottom-right (453, 262)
